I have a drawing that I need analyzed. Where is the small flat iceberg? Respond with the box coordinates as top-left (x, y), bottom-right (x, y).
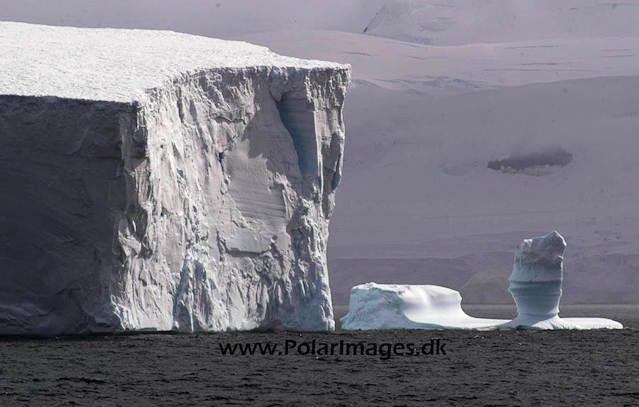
top-left (341, 231), bottom-right (623, 330)
top-left (340, 283), bottom-right (509, 330)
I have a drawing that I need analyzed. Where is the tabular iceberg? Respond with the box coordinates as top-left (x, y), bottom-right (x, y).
top-left (341, 232), bottom-right (622, 330)
top-left (0, 22), bottom-right (350, 335)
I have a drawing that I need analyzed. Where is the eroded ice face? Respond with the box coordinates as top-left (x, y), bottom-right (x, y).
top-left (0, 22), bottom-right (350, 335)
top-left (508, 231), bottom-right (566, 317)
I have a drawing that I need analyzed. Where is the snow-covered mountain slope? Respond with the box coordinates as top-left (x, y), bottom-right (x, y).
top-left (240, 29), bottom-right (639, 306)
top-left (0, 22), bottom-right (350, 335)
top-left (364, 0), bottom-right (639, 45)
top-left (0, 0), bottom-right (385, 39)
top-left (241, 29), bottom-right (639, 93)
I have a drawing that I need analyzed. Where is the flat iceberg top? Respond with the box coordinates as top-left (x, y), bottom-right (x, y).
top-left (0, 22), bottom-right (348, 103)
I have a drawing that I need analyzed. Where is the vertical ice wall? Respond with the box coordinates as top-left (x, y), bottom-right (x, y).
top-left (0, 97), bottom-right (137, 334)
top-left (114, 67), bottom-right (349, 333)
top-left (0, 23), bottom-right (350, 335)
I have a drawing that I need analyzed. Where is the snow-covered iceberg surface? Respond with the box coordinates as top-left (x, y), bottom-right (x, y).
top-left (340, 283), bottom-right (508, 330)
top-left (341, 232), bottom-right (622, 330)
top-left (0, 22), bottom-right (350, 335)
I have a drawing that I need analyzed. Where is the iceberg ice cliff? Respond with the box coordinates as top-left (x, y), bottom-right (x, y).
top-left (342, 232), bottom-right (622, 330)
top-left (0, 22), bottom-right (350, 335)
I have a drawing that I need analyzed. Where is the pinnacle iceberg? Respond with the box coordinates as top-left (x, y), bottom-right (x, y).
top-left (341, 231), bottom-right (622, 330)
top-left (0, 22), bottom-right (350, 335)
top-left (502, 231), bottom-right (622, 329)
top-left (508, 230), bottom-right (565, 317)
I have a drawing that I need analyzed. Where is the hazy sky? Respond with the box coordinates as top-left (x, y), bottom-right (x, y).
top-left (0, 0), bottom-right (386, 39)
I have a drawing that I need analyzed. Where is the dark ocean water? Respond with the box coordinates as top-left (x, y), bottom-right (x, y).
top-left (1, 305), bottom-right (638, 406)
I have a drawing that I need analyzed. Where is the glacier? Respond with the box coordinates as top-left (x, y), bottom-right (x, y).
top-left (341, 232), bottom-right (623, 330)
top-left (0, 22), bottom-right (350, 335)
